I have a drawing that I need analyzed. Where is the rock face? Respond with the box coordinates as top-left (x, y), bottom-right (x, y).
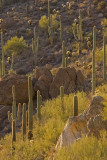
top-left (0, 105), bottom-right (10, 122)
top-left (55, 96), bottom-right (107, 152)
top-left (49, 67), bottom-right (85, 98)
top-left (55, 114), bottom-right (88, 150)
top-left (33, 67), bottom-right (53, 99)
top-left (0, 74), bottom-right (28, 105)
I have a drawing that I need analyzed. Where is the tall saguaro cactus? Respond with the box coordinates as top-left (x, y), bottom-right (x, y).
top-left (22, 103), bottom-right (27, 141)
top-left (1, 31), bottom-right (5, 76)
top-left (79, 9), bottom-right (83, 42)
top-left (60, 86), bottom-right (64, 112)
top-left (92, 26), bottom-right (96, 95)
top-left (59, 15), bottom-right (62, 42)
top-left (8, 86), bottom-right (21, 147)
top-left (32, 27), bottom-right (39, 65)
top-left (93, 26), bottom-right (96, 52)
top-left (62, 41), bottom-right (66, 68)
top-left (48, 14), bottom-right (54, 45)
top-left (37, 90), bottom-right (42, 121)
top-left (28, 76), bottom-right (33, 139)
top-left (48, 0), bottom-right (50, 27)
top-left (92, 50), bottom-right (96, 95)
top-left (0, 59), bottom-right (2, 78)
top-left (103, 36), bottom-right (106, 81)
top-left (73, 95), bottom-right (78, 116)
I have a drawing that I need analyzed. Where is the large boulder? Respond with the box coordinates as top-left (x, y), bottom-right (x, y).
top-left (49, 67), bottom-right (85, 98)
top-left (0, 74), bottom-right (28, 105)
top-left (33, 67), bottom-right (53, 99)
top-left (0, 105), bottom-right (10, 125)
top-left (55, 96), bottom-right (107, 153)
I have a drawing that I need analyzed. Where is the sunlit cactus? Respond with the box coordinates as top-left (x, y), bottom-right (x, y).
top-left (22, 103), bottom-right (27, 141)
top-left (73, 95), bottom-right (78, 116)
top-left (60, 86), bottom-right (64, 111)
top-left (62, 41), bottom-right (66, 68)
top-left (28, 76), bottom-right (33, 139)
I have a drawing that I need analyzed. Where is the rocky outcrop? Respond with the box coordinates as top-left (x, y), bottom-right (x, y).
top-left (0, 74), bottom-right (28, 105)
top-left (0, 105), bottom-right (10, 122)
top-left (33, 67), bottom-right (53, 99)
top-left (49, 67), bottom-right (85, 98)
top-left (55, 96), bottom-right (106, 153)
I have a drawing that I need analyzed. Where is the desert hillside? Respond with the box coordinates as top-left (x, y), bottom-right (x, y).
top-left (0, 0), bottom-right (107, 160)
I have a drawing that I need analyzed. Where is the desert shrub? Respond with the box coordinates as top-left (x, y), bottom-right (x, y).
top-left (4, 36), bottom-right (28, 56)
top-left (102, 95), bottom-right (107, 121)
top-left (55, 131), bottom-right (107, 160)
top-left (101, 18), bottom-right (107, 36)
top-left (97, 1), bottom-right (105, 11)
top-left (39, 15), bottom-right (48, 30)
top-left (39, 14), bottom-right (59, 30)
top-left (8, 68), bottom-right (16, 75)
top-left (0, 91), bottom-right (88, 160)
top-left (95, 45), bottom-right (107, 62)
top-left (95, 84), bottom-right (107, 120)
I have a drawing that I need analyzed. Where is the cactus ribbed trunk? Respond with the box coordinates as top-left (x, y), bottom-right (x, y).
top-left (79, 10), bottom-right (83, 42)
top-left (28, 76), bottom-right (33, 138)
top-left (73, 95), bottom-right (78, 116)
top-left (48, 0), bottom-right (50, 27)
top-left (1, 31), bottom-right (5, 76)
top-left (12, 85), bottom-right (16, 120)
top-left (0, 59), bottom-right (2, 78)
top-left (12, 120), bottom-right (16, 142)
top-left (93, 26), bottom-right (96, 52)
top-left (22, 103), bottom-right (26, 141)
top-left (62, 41), bottom-right (66, 68)
top-left (59, 15), bottom-right (62, 42)
top-left (92, 50), bottom-right (96, 95)
top-left (32, 27), bottom-right (39, 65)
top-left (65, 57), bottom-right (67, 68)
top-left (60, 86), bottom-right (64, 111)
top-left (103, 36), bottom-right (106, 81)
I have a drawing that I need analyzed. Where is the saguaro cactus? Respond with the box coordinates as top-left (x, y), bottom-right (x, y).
top-left (103, 36), bottom-right (106, 81)
top-left (62, 41), bottom-right (66, 68)
top-left (48, 0), bottom-right (50, 27)
top-left (92, 50), bottom-right (96, 95)
top-left (48, 14), bottom-right (54, 45)
top-left (93, 26), bottom-right (96, 52)
top-left (79, 9), bottom-right (83, 42)
top-left (65, 57), bottom-right (67, 68)
top-left (59, 15), bottom-right (62, 42)
top-left (8, 86), bottom-right (21, 149)
top-left (28, 76), bottom-right (33, 139)
top-left (60, 86), bottom-right (64, 111)
top-left (0, 59), bottom-right (2, 78)
top-left (32, 27), bottom-right (39, 65)
top-left (22, 103), bottom-right (27, 141)
top-left (1, 31), bottom-right (5, 76)
top-left (37, 90), bottom-right (42, 121)
top-left (73, 95), bottom-right (78, 116)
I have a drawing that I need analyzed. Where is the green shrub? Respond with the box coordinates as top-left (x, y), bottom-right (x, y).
top-left (95, 45), bottom-right (107, 62)
top-left (39, 15), bottom-right (48, 30)
top-left (39, 14), bottom-right (59, 30)
top-left (97, 1), bottom-right (105, 11)
top-left (55, 131), bottom-right (107, 160)
top-left (101, 18), bottom-right (107, 36)
top-left (4, 36), bottom-right (28, 56)
top-left (0, 91), bottom-right (88, 160)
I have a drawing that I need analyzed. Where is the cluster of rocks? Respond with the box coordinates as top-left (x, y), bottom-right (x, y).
top-left (55, 96), bottom-right (107, 151)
